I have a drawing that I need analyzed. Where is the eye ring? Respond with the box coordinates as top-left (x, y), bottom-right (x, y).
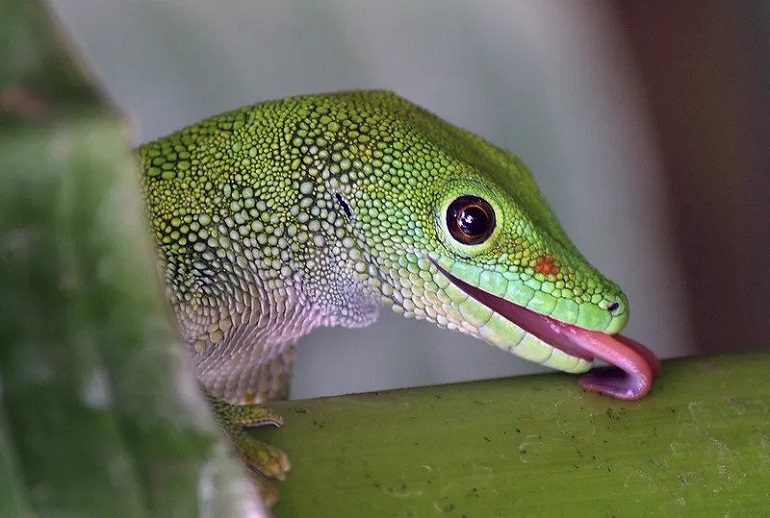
top-left (446, 195), bottom-right (496, 245)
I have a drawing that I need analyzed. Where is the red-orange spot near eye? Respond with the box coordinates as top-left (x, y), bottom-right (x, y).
top-left (534, 255), bottom-right (559, 275)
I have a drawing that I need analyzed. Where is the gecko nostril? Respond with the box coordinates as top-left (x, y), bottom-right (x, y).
top-left (607, 301), bottom-right (620, 313)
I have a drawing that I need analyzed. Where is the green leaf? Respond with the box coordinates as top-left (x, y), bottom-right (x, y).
top-left (0, 1), bottom-right (259, 516)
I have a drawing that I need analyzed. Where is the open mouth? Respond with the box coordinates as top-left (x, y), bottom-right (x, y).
top-left (433, 263), bottom-right (660, 400)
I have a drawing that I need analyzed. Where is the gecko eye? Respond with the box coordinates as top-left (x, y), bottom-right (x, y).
top-left (446, 195), bottom-right (496, 245)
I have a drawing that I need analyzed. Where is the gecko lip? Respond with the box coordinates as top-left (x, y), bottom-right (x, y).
top-left (432, 262), bottom-right (660, 400)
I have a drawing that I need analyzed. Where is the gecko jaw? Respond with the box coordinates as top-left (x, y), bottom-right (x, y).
top-left (433, 262), bottom-right (660, 400)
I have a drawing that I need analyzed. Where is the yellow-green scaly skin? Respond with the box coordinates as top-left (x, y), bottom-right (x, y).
top-left (140, 90), bottom-right (628, 406)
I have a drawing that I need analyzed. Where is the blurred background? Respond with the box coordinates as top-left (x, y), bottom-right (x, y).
top-left (45, 0), bottom-right (768, 400)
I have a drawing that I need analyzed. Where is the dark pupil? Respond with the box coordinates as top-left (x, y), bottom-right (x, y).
top-left (446, 195), bottom-right (495, 245)
top-left (459, 206), bottom-right (488, 236)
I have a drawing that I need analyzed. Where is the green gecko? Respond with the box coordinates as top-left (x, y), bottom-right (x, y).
top-left (139, 90), bottom-right (659, 503)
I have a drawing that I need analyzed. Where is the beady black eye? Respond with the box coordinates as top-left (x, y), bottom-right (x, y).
top-left (446, 195), bottom-right (496, 245)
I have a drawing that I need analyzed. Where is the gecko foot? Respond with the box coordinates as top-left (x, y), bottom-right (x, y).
top-left (206, 392), bottom-right (291, 505)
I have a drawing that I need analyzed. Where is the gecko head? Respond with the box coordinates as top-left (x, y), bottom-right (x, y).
top-left (356, 150), bottom-right (631, 366)
top-left (316, 90), bottom-right (654, 398)
top-left (361, 154), bottom-right (658, 399)
top-left (338, 92), bottom-right (629, 343)
top-left (415, 170), bottom-right (663, 400)
top-left (347, 97), bottom-right (634, 382)
top-left (413, 172), bottom-right (630, 370)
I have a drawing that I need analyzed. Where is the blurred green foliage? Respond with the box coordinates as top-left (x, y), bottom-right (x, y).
top-left (0, 1), bottom-right (258, 515)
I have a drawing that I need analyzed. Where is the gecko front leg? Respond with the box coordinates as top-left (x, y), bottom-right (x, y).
top-left (199, 337), bottom-right (298, 505)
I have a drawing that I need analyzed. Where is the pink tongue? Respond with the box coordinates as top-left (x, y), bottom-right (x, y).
top-left (508, 307), bottom-right (660, 400)
top-left (432, 262), bottom-right (660, 400)
top-left (504, 303), bottom-right (661, 400)
top-left (565, 327), bottom-right (660, 400)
